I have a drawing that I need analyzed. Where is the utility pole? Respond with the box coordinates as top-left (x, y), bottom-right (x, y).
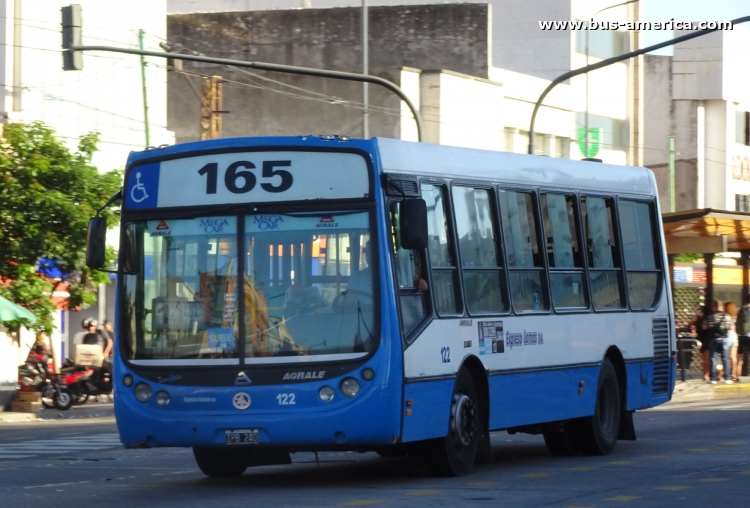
top-left (669, 135), bottom-right (675, 212)
top-left (200, 75), bottom-right (224, 140)
top-left (362, 0), bottom-right (369, 139)
top-left (138, 29), bottom-right (150, 146)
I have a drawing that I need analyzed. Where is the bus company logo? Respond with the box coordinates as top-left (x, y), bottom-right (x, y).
top-left (282, 370), bottom-right (326, 381)
top-left (199, 217), bottom-right (230, 234)
top-left (316, 216), bottom-right (338, 228)
top-left (505, 330), bottom-right (544, 350)
top-left (232, 392), bottom-right (252, 410)
top-left (253, 215), bottom-right (284, 230)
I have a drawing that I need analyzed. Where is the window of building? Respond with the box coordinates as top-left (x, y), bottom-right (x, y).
top-left (736, 194), bottom-right (750, 212)
top-left (574, 22), bottom-right (629, 60)
top-left (736, 110), bottom-right (750, 146)
top-left (422, 183), bottom-right (461, 316)
top-left (554, 137), bottom-right (570, 158)
top-left (452, 186), bottom-right (507, 315)
top-left (498, 189), bottom-right (548, 312)
top-left (618, 200), bottom-right (661, 309)
top-left (541, 193), bottom-right (587, 309)
top-left (581, 196), bottom-right (624, 310)
top-left (503, 127), bottom-right (516, 153)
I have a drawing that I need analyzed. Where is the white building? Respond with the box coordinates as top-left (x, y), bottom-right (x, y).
top-left (0, 1), bottom-right (173, 405)
top-left (167, 0), bottom-right (639, 165)
top-left (644, 25), bottom-right (750, 212)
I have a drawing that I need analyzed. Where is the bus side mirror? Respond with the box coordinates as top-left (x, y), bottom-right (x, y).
top-left (400, 199), bottom-right (428, 250)
top-left (86, 217), bottom-right (107, 269)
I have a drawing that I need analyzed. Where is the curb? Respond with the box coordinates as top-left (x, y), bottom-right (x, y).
top-left (714, 383), bottom-right (750, 398)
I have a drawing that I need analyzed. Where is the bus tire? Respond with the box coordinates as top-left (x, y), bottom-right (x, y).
top-left (193, 447), bottom-right (248, 478)
top-left (426, 369), bottom-right (481, 477)
top-left (573, 359), bottom-right (621, 455)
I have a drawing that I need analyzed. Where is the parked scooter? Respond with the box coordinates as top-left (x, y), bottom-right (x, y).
top-left (60, 359), bottom-right (112, 403)
top-left (18, 350), bottom-right (73, 410)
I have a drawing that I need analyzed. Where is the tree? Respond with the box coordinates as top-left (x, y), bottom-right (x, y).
top-left (0, 122), bottom-right (121, 334)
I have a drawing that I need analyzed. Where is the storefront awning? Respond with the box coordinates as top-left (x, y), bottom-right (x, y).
top-left (662, 208), bottom-right (750, 253)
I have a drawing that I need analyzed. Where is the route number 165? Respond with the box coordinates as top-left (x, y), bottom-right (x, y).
top-left (198, 160), bottom-right (293, 195)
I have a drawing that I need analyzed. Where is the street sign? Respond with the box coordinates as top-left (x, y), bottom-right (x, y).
top-left (577, 127), bottom-right (600, 158)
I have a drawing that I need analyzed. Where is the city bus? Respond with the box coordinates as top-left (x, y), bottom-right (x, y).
top-left (86, 135), bottom-right (675, 477)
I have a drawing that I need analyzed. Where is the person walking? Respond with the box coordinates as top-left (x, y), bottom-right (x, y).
top-left (704, 300), bottom-right (733, 384)
top-left (736, 295), bottom-right (750, 379)
top-left (725, 301), bottom-right (740, 382)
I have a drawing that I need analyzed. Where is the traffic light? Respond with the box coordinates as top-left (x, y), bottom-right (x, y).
top-left (61, 5), bottom-right (82, 70)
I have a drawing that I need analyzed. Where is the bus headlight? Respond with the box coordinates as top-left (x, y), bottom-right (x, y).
top-left (340, 378), bottom-right (360, 398)
top-left (134, 383), bottom-right (152, 403)
top-left (123, 374), bottom-right (134, 387)
top-left (155, 391), bottom-right (170, 407)
top-left (319, 386), bottom-right (335, 403)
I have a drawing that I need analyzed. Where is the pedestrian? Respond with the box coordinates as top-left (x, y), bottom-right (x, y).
top-left (736, 295), bottom-right (750, 379)
top-left (689, 306), bottom-right (711, 382)
top-left (703, 299), bottom-right (733, 384)
top-left (725, 301), bottom-right (740, 382)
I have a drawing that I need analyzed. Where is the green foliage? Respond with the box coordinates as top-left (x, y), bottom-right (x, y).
top-left (0, 122), bottom-right (121, 334)
top-left (674, 253), bottom-right (703, 263)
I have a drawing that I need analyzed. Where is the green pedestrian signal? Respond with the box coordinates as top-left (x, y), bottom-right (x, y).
top-left (577, 127), bottom-right (600, 158)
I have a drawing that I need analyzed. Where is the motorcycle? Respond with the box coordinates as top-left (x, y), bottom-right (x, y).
top-left (60, 359), bottom-right (112, 404)
top-left (18, 351), bottom-right (73, 410)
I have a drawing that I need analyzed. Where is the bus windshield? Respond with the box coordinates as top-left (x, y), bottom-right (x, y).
top-left (121, 212), bottom-right (375, 364)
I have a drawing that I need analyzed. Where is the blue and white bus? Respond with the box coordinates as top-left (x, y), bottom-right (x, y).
top-left (87, 135), bottom-right (674, 477)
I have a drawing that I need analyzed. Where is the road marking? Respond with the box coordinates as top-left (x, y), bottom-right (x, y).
top-left (686, 448), bottom-right (715, 453)
top-left (719, 441), bottom-right (745, 446)
top-left (737, 471), bottom-right (750, 475)
top-left (654, 486), bottom-right (689, 491)
top-left (571, 466), bottom-right (598, 471)
top-left (405, 490), bottom-right (442, 496)
top-left (520, 473), bottom-right (551, 478)
top-left (607, 461), bottom-right (634, 465)
top-left (0, 433), bottom-right (121, 460)
top-left (467, 481), bottom-right (497, 486)
top-left (699, 478), bottom-right (730, 483)
top-left (340, 501), bottom-right (383, 507)
top-left (24, 481), bottom-right (90, 489)
top-left (648, 455), bottom-right (670, 459)
top-left (605, 496), bottom-right (641, 502)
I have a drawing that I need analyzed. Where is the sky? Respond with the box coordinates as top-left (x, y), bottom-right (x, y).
top-left (642, 0), bottom-right (750, 54)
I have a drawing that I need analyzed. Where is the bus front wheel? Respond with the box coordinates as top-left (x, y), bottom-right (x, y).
top-left (572, 358), bottom-right (621, 455)
top-left (426, 369), bottom-right (482, 476)
top-left (193, 447), bottom-right (248, 478)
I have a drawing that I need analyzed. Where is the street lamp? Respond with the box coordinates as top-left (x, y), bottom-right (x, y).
top-left (583, 0), bottom-right (640, 157)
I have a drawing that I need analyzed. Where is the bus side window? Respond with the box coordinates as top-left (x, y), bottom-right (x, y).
top-left (498, 189), bottom-right (549, 312)
top-left (617, 199), bottom-right (661, 309)
top-left (541, 193), bottom-right (587, 309)
top-left (452, 186), bottom-right (507, 315)
top-left (390, 201), bottom-right (429, 337)
top-left (581, 196), bottom-right (625, 310)
top-left (421, 183), bottom-right (462, 316)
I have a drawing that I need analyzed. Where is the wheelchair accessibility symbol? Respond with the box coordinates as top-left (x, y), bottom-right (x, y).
top-left (130, 172), bottom-right (150, 203)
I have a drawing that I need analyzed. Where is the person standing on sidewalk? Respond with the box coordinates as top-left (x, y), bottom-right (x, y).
top-left (736, 295), bottom-right (750, 380)
top-left (725, 301), bottom-right (740, 382)
top-left (689, 306), bottom-right (711, 382)
top-left (704, 300), bottom-right (733, 384)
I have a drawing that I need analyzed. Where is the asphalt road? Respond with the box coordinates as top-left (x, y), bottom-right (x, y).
top-left (0, 398), bottom-right (749, 508)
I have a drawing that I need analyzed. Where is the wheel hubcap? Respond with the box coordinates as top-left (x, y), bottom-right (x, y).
top-left (450, 393), bottom-right (476, 447)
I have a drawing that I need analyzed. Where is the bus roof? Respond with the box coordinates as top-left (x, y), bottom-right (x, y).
top-left (376, 138), bottom-right (656, 196)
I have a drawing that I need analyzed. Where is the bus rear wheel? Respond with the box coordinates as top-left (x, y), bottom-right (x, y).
top-left (426, 369), bottom-right (482, 476)
top-left (572, 358), bottom-right (621, 455)
top-left (193, 447), bottom-right (248, 478)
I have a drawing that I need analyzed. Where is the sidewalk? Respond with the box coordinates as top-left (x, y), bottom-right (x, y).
top-left (671, 377), bottom-right (750, 403)
top-left (0, 401), bottom-right (114, 423)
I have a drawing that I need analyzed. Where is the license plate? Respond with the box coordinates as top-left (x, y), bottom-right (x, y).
top-left (225, 429), bottom-right (259, 445)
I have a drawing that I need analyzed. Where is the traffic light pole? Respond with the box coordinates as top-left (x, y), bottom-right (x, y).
top-left (528, 15), bottom-right (750, 155)
top-left (64, 45), bottom-right (425, 142)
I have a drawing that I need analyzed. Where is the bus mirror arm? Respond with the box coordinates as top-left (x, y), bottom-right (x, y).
top-left (86, 188), bottom-right (122, 272)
